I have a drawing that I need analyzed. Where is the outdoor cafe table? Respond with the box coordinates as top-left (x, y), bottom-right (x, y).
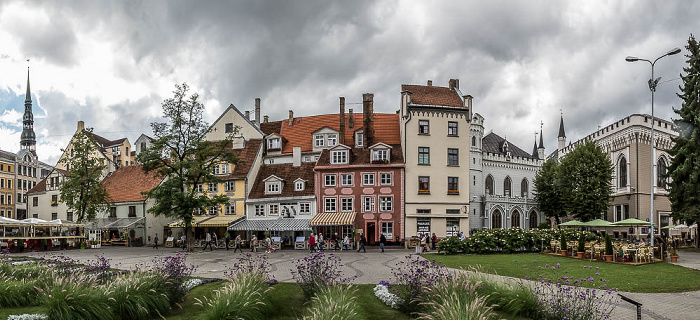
top-left (623, 246), bottom-right (653, 264)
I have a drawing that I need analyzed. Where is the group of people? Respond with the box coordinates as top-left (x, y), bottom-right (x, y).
top-left (416, 233), bottom-right (438, 255)
top-left (308, 232), bottom-right (352, 252)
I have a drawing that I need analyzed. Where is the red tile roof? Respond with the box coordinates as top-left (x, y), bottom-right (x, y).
top-left (401, 84), bottom-right (463, 108)
top-left (224, 139), bottom-right (262, 179)
top-left (248, 163), bottom-right (316, 199)
top-left (28, 177), bottom-right (46, 193)
top-left (102, 165), bottom-right (162, 202)
top-left (260, 121), bottom-right (283, 135)
top-left (269, 113), bottom-right (400, 154)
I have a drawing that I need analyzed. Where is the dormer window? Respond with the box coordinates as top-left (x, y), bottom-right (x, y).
top-left (268, 138), bottom-right (281, 150)
top-left (355, 131), bottom-right (363, 147)
top-left (266, 182), bottom-right (281, 194)
top-left (315, 135), bottom-right (324, 147)
top-left (327, 134), bottom-right (337, 147)
top-left (372, 149), bottom-right (388, 162)
top-left (295, 179), bottom-right (305, 191)
top-left (331, 150), bottom-right (348, 164)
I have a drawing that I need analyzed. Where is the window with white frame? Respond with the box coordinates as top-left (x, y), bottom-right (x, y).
top-left (268, 204), bottom-right (279, 215)
top-left (266, 182), bottom-right (281, 194)
top-left (448, 121), bottom-right (458, 136)
top-left (221, 163), bottom-right (229, 174)
top-left (225, 181), bottom-right (236, 192)
top-left (340, 197), bottom-right (353, 212)
top-left (208, 183), bottom-right (218, 192)
top-left (379, 196), bottom-right (392, 212)
top-left (225, 204), bottom-right (235, 215)
top-left (341, 174), bottom-right (353, 186)
top-left (208, 206), bottom-right (219, 215)
top-left (325, 174), bottom-right (336, 187)
top-left (214, 165), bottom-right (220, 175)
top-left (355, 131), bottom-right (363, 147)
top-left (418, 120), bottom-right (429, 134)
top-left (295, 180), bottom-right (305, 191)
top-left (315, 135), bottom-right (324, 147)
top-left (331, 150), bottom-right (348, 164)
top-left (255, 205), bottom-right (265, 216)
top-left (327, 134), bottom-right (337, 147)
top-left (362, 173), bottom-right (375, 186)
top-left (363, 196), bottom-right (375, 212)
top-left (299, 202), bottom-right (311, 214)
top-left (372, 149), bottom-right (388, 162)
top-left (197, 184), bottom-right (203, 192)
top-left (325, 198), bottom-right (337, 212)
top-left (380, 173), bottom-right (392, 185)
top-left (268, 138), bottom-right (281, 149)
top-left (381, 222), bottom-right (393, 239)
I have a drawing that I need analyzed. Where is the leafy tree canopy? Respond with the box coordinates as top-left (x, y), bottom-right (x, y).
top-left (558, 140), bottom-right (613, 222)
top-left (534, 159), bottom-right (566, 226)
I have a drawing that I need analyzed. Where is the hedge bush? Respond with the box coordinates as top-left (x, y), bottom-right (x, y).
top-left (437, 228), bottom-right (598, 255)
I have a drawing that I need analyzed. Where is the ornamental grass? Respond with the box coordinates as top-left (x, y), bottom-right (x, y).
top-left (38, 277), bottom-right (113, 320)
top-left (0, 276), bottom-right (38, 307)
top-left (302, 285), bottom-right (361, 320)
top-left (416, 275), bottom-right (499, 320)
top-left (195, 272), bottom-right (271, 320)
top-left (107, 273), bottom-right (172, 320)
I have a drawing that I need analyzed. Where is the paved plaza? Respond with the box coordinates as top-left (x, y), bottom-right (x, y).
top-left (21, 246), bottom-right (700, 320)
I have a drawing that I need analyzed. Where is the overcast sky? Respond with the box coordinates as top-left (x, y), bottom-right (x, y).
top-left (1, 1), bottom-right (698, 165)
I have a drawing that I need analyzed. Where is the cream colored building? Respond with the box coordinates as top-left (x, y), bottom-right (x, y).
top-left (27, 168), bottom-right (71, 221)
top-left (400, 79), bottom-right (472, 238)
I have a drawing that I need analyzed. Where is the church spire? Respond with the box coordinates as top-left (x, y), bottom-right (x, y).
top-left (20, 65), bottom-right (36, 152)
top-left (558, 114), bottom-right (566, 139)
top-left (538, 121), bottom-right (544, 148)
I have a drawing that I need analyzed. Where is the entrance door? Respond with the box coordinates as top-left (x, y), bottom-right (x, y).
top-left (367, 222), bottom-right (376, 245)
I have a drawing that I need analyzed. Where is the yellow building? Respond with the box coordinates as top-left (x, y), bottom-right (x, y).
top-left (0, 151), bottom-right (15, 218)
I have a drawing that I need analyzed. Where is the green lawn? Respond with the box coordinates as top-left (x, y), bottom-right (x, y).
top-left (426, 253), bottom-right (700, 293)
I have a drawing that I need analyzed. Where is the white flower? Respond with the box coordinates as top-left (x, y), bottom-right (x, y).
top-left (373, 284), bottom-right (403, 309)
top-left (8, 314), bottom-right (48, 320)
top-left (180, 278), bottom-right (204, 292)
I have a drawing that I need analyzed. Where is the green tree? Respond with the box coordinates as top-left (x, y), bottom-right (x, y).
top-left (59, 128), bottom-right (111, 222)
top-left (669, 34), bottom-right (700, 247)
top-left (559, 140), bottom-right (613, 222)
top-left (137, 83), bottom-right (238, 251)
top-left (534, 159), bottom-right (566, 227)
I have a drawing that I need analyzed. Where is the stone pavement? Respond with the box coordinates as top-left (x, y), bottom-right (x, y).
top-left (20, 246), bottom-right (700, 320)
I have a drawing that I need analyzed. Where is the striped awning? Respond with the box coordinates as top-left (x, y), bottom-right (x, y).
top-left (228, 217), bottom-right (313, 231)
top-left (103, 217), bottom-right (145, 229)
top-left (228, 218), bottom-right (277, 231)
top-left (309, 212), bottom-right (356, 227)
top-left (269, 218), bottom-right (312, 231)
top-left (198, 215), bottom-right (245, 227)
top-left (168, 216), bottom-right (213, 228)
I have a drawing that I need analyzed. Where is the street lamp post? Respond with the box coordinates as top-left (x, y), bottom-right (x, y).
top-left (625, 47), bottom-right (681, 247)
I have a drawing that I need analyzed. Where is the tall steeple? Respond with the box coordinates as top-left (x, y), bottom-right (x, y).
top-left (20, 66), bottom-right (36, 152)
top-left (537, 121), bottom-right (545, 159)
top-left (557, 112), bottom-right (566, 151)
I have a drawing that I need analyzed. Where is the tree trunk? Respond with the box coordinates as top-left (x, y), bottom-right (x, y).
top-left (187, 228), bottom-right (194, 252)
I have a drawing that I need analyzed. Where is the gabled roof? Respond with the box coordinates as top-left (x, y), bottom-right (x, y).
top-left (316, 144), bottom-right (404, 166)
top-left (248, 163), bottom-right (316, 199)
top-left (27, 177), bottom-right (47, 193)
top-left (263, 174), bottom-right (284, 182)
top-left (208, 103), bottom-right (264, 136)
top-left (368, 142), bottom-right (393, 149)
top-left (221, 139), bottom-right (262, 179)
top-left (401, 84), bottom-right (463, 108)
top-left (102, 164), bottom-right (162, 202)
top-left (482, 132), bottom-right (537, 159)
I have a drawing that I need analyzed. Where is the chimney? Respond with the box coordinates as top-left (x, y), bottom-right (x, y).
top-left (292, 146), bottom-right (301, 167)
top-left (263, 115), bottom-right (269, 123)
top-left (427, 80), bottom-right (432, 86)
top-left (463, 95), bottom-right (473, 121)
top-left (449, 79), bottom-right (459, 90)
top-left (339, 97), bottom-right (346, 145)
top-left (348, 109), bottom-right (354, 128)
top-left (255, 98), bottom-right (261, 126)
top-left (245, 111), bottom-right (250, 120)
top-left (77, 120), bottom-right (85, 132)
top-left (288, 110), bottom-right (294, 126)
top-left (362, 93), bottom-right (374, 148)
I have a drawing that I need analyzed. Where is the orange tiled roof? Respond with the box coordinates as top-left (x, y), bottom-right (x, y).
top-left (224, 139), bottom-right (262, 179)
top-left (28, 177), bottom-right (47, 193)
top-left (248, 162), bottom-right (316, 199)
top-left (102, 164), bottom-right (162, 202)
top-left (274, 113), bottom-right (400, 154)
top-left (402, 84), bottom-right (463, 108)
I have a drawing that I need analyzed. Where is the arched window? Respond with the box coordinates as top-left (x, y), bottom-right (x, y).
top-left (472, 136), bottom-right (476, 147)
top-left (485, 175), bottom-right (494, 195)
top-left (492, 210), bottom-right (502, 229)
top-left (657, 157), bottom-right (668, 189)
top-left (529, 211), bottom-right (538, 229)
top-left (618, 156), bottom-right (627, 188)
top-left (511, 210), bottom-right (520, 229)
top-left (521, 178), bottom-right (528, 198)
top-left (504, 177), bottom-right (512, 197)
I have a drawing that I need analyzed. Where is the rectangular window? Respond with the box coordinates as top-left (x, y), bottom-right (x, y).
top-left (52, 212), bottom-right (58, 220)
top-left (379, 196), bottom-right (392, 212)
top-left (446, 209), bottom-right (460, 214)
top-left (8, 195), bottom-right (11, 204)
top-left (418, 176), bottom-right (430, 194)
top-left (197, 184), bottom-right (203, 192)
top-left (221, 164), bottom-right (229, 174)
top-left (208, 206), bottom-right (219, 215)
top-left (417, 218), bottom-right (431, 234)
top-left (225, 181), bottom-right (236, 192)
top-left (214, 165), bottom-right (220, 175)
top-left (255, 205), bottom-right (265, 216)
top-left (448, 177), bottom-right (459, 194)
top-left (331, 150), bottom-right (347, 164)
top-left (51, 195), bottom-right (58, 206)
top-left (372, 149), bottom-right (388, 162)
top-left (341, 174), bottom-right (353, 186)
top-left (380, 173), bottom-right (392, 185)
top-left (299, 202), bottom-right (311, 215)
top-left (268, 204), bottom-right (279, 215)
top-left (295, 181), bottom-right (305, 191)
top-left (208, 183), bottom-right (218, 192)
top-left (340, 197), bottom-right (353, 212)
top-left (128, 206), bottom-right (137, 217)
top-left (225, 123), bottom-right (234, 133)
top-left (266, 182), bottom-right (280, 194)
top-left (315, 135), bottom-right (325, 147)
top-left (447, 148), bottom-right (459, 166)
top-left (446, 218), bottom-right (460, 237)
top-left (268, 138), bottom-right (281, 149)
top-left (381, 222), bottom-right (394, 239)
top-left (355, 132), bottom-right (364, 147)
top-left (325, 174), bottom-right (336, 187)
top-left (109, 207), bottom-right (117, 218)
top-left (327, 134), bottom-right (337, 146)
top-left (225, 204), bottom-right (235, 215)
top-left (362, 173), bottom-right (375, 186)
top-left (417, 209), bottom-right (431, 215)
top-left (32, 197), bottom-right (38, 207)
top-left (67, 212), bottom-right (73, 221)
top-left (363, 196), bottom-right (375, 212)
top-left (418, 120), bottom-right (429, 134)
top-left (418, 147), bottom-right (430, 165)
top-left (325, 198), bottom-right (337, 212)
top-left (448, 121), bottom-right (458, 136)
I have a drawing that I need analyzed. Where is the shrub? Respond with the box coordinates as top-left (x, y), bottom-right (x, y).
top-left (150, 252), bottom-right (197, 301)
top-left (291, 253), bottom-right (354, 297)
top-left (107, 273), bottom-right (171, 320)
top-left (436, 236), bottom-right (462, 254)
top-left (578, 233), bottom-right (586, 253)
top-left (445, 228), bottom-right (598, 255)
top-left (196, 272), bottom-right (271, 320)
top-left (390, 255), bottom-right (450, 313)
top-left (560, 233), bottom-right (567, 251)
top-left (303, 285), bottom-right (361, 320)
top-left (605, 234), bottom-right (613, 256)
top-left (416, 275), bottom-right (499, 320)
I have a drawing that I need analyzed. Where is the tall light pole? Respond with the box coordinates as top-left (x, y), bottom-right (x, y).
top-left (625, 47), bottom-right (681, 247)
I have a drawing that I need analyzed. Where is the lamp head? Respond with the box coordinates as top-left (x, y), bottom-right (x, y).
top-left (625, 56), bottom-right (640, 62)
top-left (667, 48), bottom-right (682, 56)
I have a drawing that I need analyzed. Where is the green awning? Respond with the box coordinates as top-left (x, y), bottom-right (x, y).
top-left (558, 220), bottom-right (584, 227)
top-left (612, 218), bottom-right (650, 226)
top-left (581, 219), bottom-right (614, 227)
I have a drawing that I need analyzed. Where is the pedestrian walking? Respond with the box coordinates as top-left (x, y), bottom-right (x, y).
top-left (333, 232), bottom-right (341, 250)
top-left (419, 234), bottom-right (427, 255)
top-left (357, 233), bottom-right (366, 253)
top-left (181, 235), bottom-right (186, 250)
top-left (309, 233), bottom-right (316, 253)
top-left (212, 232), bottom-right (218, 250)
top-left (225, 232), bottom-right (231, 250)
top-left (432, 233), bottom-right (437, 250)
top-left (318, 233), bottom-right (325, 252)
top-left (380, 233), bottom-right (386, 252)
top-left (251, 235), bottom-right (258, 253)
top-left (265, 236), bottom-right (272, 253)
top-left (153, 233), bottom-right (159, 250)
top-left (343, 235), bottom-right (350, 251)
top-left (233, 234), bottom-right (243, 253)
top-left (203, 232), bottom-right (213, 251)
